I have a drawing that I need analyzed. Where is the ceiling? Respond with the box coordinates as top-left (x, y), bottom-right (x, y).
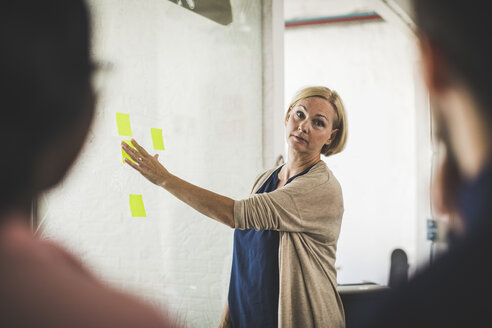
top-left (284, 0), bottom-right (414, 23)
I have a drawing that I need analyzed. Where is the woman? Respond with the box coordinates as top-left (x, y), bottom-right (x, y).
top-left (123, 86), bottom-right (348, 327)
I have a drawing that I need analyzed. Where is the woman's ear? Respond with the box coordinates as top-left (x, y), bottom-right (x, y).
top-left (284, 109), bottom-right (291, 126)
top-left (326, 129), bottom-right (338, 145)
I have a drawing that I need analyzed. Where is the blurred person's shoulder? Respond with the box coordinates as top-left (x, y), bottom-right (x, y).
top-left (0, 215), bottom-right (179, 328)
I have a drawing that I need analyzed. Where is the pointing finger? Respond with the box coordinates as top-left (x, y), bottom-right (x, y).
top-left (122, 142), bottom-right (141, 161)
top-left (131, 139), bottom-right (151, 157)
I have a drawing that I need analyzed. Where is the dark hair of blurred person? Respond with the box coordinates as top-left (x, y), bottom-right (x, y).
top-left (0, 1), bottom-right (178, 327)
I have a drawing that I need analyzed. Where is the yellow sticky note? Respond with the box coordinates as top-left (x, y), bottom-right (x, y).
top-left (151, 128), bottom-right (165, 150)
top-left (122, 140), bottom-right (136, 163)
top-left (129, 194), bottom-right (147, 217)
top-left (116, 112), bottom-right (132, 136)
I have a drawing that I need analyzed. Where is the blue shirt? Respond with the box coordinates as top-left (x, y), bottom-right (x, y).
top-left (228, 164), bottom-right (314, 327)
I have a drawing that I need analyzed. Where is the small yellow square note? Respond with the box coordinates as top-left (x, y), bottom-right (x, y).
top-left (116, 112), bottom-right (132, 137)
top-left (129, 194), bottom-right (147, 217)
top-left (122, 140), bottom-right (136, 163)
top-left (151, 128), bottom-right (165, 150)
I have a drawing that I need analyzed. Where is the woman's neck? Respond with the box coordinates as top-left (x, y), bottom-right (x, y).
top-left (282, 151), bottom-right (320, 181)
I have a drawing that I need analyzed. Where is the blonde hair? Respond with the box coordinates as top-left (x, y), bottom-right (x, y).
top-left (285, 86), bottom-right (348, 156)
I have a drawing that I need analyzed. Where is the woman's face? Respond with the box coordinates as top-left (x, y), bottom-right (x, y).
top-left (285, 96), bottom-right (338, 157)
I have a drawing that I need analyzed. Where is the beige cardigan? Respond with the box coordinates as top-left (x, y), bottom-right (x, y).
top-left (230, 160), bottom-right (345, 328)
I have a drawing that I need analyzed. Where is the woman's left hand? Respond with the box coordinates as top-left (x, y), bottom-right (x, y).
top-left (122, 138), bottom-right (170, 186)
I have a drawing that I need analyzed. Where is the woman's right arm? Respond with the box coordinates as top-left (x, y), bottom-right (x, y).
top-left (122, 139), bottom-right (235, 228)
top-left (160, 172), bottom-right (235, 228)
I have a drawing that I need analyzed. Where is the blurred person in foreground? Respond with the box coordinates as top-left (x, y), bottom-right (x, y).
top-left (351, 0), bottom-right (492, 327)
top-left (0, 1), bottom-right (179, 327)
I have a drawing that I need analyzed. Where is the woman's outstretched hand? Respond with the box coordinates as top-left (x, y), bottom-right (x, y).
top-left (122, 138), bottom-right (235, 228)
top-left (122, 138), bottom-right (169, 186)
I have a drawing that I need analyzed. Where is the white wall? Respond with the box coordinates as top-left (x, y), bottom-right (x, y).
top-left (284, 11), bottom-right (432, 285)
top-left (37, 1), bottom-right (264, 326)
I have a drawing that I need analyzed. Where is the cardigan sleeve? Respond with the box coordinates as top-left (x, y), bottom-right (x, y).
top-left (234, 167), bottom-right (343, 240)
